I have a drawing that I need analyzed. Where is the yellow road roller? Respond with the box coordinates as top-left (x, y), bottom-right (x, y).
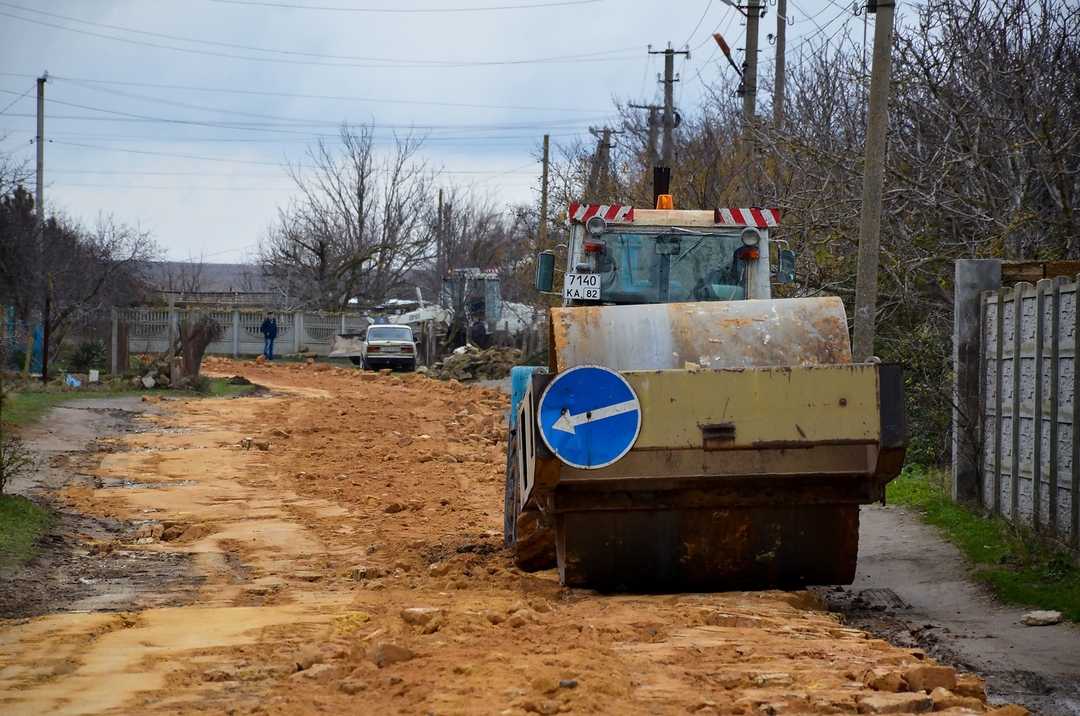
top-left (504, 202), bottom-right (907, 591)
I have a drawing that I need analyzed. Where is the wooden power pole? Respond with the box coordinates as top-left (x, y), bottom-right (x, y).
top-left (774, 0), bottom-right (787, 131)
top-left (852, 1), bottom-right (896, 361)
top-left (539, 134), bottom-right (549, 246)
top-left (648, 44), bottom-right (689, 166)
top-left (742, 0), bottom-right (761, 144)
top-left (36, 73), bottom-right (47, 381)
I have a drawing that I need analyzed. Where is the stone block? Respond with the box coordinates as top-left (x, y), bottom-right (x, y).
top-left (857, 692), bottom-right (934, 714)
top-left (903, 664), bottom-right (956, 693)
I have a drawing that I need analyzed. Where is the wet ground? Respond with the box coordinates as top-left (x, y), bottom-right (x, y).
top-left (825, 506), bottom-right (1080, 715)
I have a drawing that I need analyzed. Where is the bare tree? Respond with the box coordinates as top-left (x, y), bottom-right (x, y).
top-left (0, 135), bottom-right (31, 200)
top-left (44, 215), bottom-right (159, 356)
top-left (260, 125), bottom-right (437, 311)
top-left (155, 254), bottom-right (209, 294)
top-left (413, 187), bottom-right (523, 301)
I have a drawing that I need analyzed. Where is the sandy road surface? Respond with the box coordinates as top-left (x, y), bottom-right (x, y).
top-left (0, 358), bottom-right (1022, 715)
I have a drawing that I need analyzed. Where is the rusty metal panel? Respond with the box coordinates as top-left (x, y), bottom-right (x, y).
top-left (556, 444), bottom-right (875, 484)
top-left (551, 297), bottom-right (852, 372)
top-left (556, 504), bottom-right (859, 590)
top-left (623, 364), bottom-right (880, 450)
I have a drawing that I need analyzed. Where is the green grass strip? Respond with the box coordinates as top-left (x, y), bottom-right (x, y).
top-left (888, 465), bottom-right (1080, 622)
top-left (2, 378), bottom-right (254, 427)
top-left (0, 494), bottom-right (57, 573)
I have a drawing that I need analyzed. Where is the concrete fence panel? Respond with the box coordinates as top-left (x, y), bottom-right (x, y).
top-left (119, 308), bottom-right (370, 361)
top-left (980, 279), bottom-right (1079, 548)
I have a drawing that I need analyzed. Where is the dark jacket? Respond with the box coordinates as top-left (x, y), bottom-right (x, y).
top-left (260, 317), bottom-right (278, 339)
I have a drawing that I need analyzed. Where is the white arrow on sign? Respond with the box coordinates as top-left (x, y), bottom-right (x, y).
top-left (551, 399), bottom-right (639, 435)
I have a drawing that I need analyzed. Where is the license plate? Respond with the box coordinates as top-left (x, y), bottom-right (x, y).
top-left (382, 347), bottom-right (400, 353)
top-left (564, 272), bottom-right (600, 300)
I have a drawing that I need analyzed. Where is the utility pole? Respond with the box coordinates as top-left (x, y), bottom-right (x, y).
top-left (36, 72), bottom-right (47, 381)
top-left (647, 44), bottom-right (688, 206)
top-left (539, 134), bottom-right (549, 247)
top-left (629, 103), bottom-right (663, 202)
top-left (648, 44), bottom-right (689, 166)
top-left (662, 48), bottom-right (676, 166)
top-left (628, 103), bottom-right (662, 168)
top-left (36, 73), bottom-right (45, 233)
top-left (586, 127), bottom-right (614, 201)
top-left (774, 0), bottom-right (787, 131)
top-left (852, 0), bottom-right (896, 362)
top-left (742, 0), bottom-right (762, 145)
top-left (436, 189), bottom-right (444, 281)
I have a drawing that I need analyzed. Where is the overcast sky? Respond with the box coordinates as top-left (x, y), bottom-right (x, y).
top-left (0, 0), bottom-right (886, 263)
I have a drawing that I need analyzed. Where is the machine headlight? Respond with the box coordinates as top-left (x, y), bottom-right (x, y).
top-left (741, 227), bottom-right (761, 246)
top-left (585, 215), bottom-right (607, 236)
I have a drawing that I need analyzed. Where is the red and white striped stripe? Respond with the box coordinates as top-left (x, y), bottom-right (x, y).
top-left (713, 208), bottom-right (781, 228)
top-left (568, 204), bottom-right (635, 224)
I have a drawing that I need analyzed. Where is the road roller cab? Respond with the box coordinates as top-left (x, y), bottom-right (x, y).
top-left (506, 202), bottom-right (907, 591)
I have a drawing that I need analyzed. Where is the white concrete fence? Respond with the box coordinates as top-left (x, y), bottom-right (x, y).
top-left (111, 307), bottom-right (369, 368)
top-left (956, 260), bottom-right (1080, 551)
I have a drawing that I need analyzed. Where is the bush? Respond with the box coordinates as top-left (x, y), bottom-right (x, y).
top-left (66, 340), bottom-right (107, 373)
top-left (0, 435), bottom-right (35, 495)
top-left (191, 375), bottom-right (212, 394)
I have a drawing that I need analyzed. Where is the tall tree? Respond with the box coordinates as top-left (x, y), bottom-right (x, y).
top-left (260, 125), bottom-right (437, 311)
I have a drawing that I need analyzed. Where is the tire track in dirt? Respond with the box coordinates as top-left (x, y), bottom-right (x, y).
top-left (0, 359), bottom-right (1023, 715)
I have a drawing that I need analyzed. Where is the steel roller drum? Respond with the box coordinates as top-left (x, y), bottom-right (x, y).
top-left (550, 297), bottom-right (852, 372)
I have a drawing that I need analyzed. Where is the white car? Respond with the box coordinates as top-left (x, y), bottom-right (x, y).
top-left (360, 324), bottom-right (417, 372)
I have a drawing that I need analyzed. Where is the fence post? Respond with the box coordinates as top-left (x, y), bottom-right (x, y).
top-left (953, 259), bottom-right (1001, 502)
top-left (1033, 279), bottom-right (1050, 531)
top-left (110, 308), bottom-right (119, 374)
top-left (168, 295), bottom-right (177, 383)
top-left (233, 310), bottom-right (240, 359)
top-left (993, 289), bottom-right (1006, 515)
top-left (294, 311), bottom-right (302, 354)
top-left (1049, 276), bottom-right (1067, 536)
top-left (1073, 277), bottom-right (1080, 550)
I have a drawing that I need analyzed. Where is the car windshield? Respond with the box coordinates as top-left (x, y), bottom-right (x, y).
top-left (597, 232), bottom-right (748, 304)
top-left (367, 326), bottom-right (412, 341)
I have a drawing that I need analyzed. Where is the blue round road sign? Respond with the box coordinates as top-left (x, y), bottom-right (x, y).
top-left (537, 365), bottom-right (641, 470)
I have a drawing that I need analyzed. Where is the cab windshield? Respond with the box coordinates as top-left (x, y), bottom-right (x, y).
top-left (596, 232), bottom-right (748, 304)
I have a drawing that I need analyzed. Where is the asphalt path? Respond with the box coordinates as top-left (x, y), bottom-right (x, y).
top-left (850, 505), bottom-right (1080, 714)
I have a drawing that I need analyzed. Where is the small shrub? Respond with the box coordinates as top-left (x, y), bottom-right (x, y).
top-left (67, 340), bottom-right (107, 373)
top-left (191, 375), bottom-right (212, 394)
top-left (0, 435), bottom-right (36, 495)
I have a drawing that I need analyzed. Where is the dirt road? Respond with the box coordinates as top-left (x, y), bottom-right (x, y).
top-left (0, 358), bottom-right (1041, 714)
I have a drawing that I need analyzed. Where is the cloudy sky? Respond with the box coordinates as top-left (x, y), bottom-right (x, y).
top-left (0, 0), bottom-right (885, 262)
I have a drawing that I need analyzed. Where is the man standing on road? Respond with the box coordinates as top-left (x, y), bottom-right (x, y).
top-left (261, 311), bottom-right (278, 361)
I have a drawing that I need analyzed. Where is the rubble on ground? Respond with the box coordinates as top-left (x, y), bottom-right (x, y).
top-left (430, 345), bottom-right (523, 381)
top-left (129, 360), bottom-right (185, 390)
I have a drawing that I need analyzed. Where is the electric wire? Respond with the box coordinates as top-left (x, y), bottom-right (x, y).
top-left (0, 84), bottom-right (34, 116)
top-left (205, 0), bottom-right (601, 12)
top-left (0, 3), bottom-right (641, 70)
top-left (46, 76), bottom-right (608, 114)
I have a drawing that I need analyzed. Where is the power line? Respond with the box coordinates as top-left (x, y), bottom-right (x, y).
top-left (0, 89), bottom-right (607, 134)
top-left (205, 0), bottom-right (600, 11)
top-left (0, 3), bottom-right (640, 70)
top-left (680, 0), bottom-right (716, 49)
top-left (43, 75), bottom-right (607, 114)
top-left (0, 83), bottom-right (34, 115)
top-left (3, 128), bottom-right (583, 146)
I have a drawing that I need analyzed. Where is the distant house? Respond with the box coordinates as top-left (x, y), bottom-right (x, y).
top-left (139, 262), bottom-right (276, 308)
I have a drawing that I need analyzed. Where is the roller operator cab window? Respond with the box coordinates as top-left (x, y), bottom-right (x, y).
top-left (596, 232), bottom-right (748, 304)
